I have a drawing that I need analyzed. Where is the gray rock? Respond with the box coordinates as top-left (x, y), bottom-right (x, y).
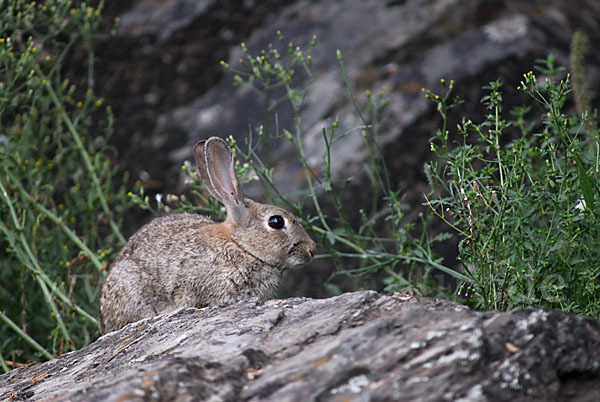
top-left (97, 0), bottom-right (600, 211)
top-left (2, 291), bottom-right (599, 401)
top-left (148, 0), bottom-right (600, 196)
top-left (118, 0), bottom-right (216, 42)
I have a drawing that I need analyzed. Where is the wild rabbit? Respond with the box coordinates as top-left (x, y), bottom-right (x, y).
top-left (99, 137), bottom-right (315, 334)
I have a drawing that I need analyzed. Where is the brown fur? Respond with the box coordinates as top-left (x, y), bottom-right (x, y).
top-left (99, 138), bottom-right (315, 333)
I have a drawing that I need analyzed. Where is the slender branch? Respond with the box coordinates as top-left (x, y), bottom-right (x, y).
top-left (5, 169), bottom-right (104, 271)
top-left (0, 311), bottom-right (54, 361)
top-left (0, 179), bottom-right (98, 325)
top-left (39, 73), bottom-right (126, 245)
top-left (0, 347), bottom-right (9, 373)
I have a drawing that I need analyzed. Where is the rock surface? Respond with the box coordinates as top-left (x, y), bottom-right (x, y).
top-left (97, 0), bottom-right (600, 196)
top-left (2, 291), bottom-right (600, 401)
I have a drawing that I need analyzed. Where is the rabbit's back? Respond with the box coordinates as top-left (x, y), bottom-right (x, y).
top-left (100, 213), bottom-right (213, 333)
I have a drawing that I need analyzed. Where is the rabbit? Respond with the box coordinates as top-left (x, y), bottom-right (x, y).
top-left (99, 136), bottom-right (315, 334)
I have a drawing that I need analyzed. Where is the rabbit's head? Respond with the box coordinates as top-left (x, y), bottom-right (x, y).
top-left (193, 137), bottom-right (315, 269)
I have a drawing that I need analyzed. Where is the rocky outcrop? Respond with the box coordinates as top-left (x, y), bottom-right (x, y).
top-left (2, 291), bottom-right (599, 401)
top-left (154, 0), bottom-right (553, 194)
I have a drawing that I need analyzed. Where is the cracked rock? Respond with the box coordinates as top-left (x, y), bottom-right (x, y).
top-left (1, 291), bottom-right (599, 401)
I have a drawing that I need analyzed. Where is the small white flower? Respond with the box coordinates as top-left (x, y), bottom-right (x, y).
top-left (155, 193), bottom-right (163, 205)
top-left (575, 198), bottom-right (586, 212)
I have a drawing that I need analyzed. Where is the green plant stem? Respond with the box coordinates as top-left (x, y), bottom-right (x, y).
top-left (495, 106), bottom-right (505, 187)
top-left (311, 223), bottom-right (467, 281)
top-left (383, 266), bottom-right (411, 286)
top-left (479, 196), bottom-right (506, 255)
top-left (290, 132), bottom-right (334, 234)
top-left (0, 180), bottom-right (97, 326)
top-left (424, 195), bottom-right (470, 238)
top-left (5, 169), bottom-right (104, 271)
top-left (37, 275), bottom-right (72, 343)
top-left (0, 311), bottom-right (54, 361)
top-left (337, 49), bottom-right (391, 194)
top-left (0, 180), bottom-right (71, 343)
top-left (0, 348), bottom-right (9, 373)
top-left (39, 74), bottom-right (126, 246)
top-left (321, 126), bottom-right (357, 240)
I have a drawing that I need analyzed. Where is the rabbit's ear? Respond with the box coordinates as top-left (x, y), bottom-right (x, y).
top-left (194, 137), bottom-right (248, 223)
top-left (193, 140), bottom-right (220, 197)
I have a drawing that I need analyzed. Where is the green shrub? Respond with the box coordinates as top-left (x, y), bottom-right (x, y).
top-left (423, 55), bottom-right (600, 316)
top-left (0, 1), bottom-right (130, 370)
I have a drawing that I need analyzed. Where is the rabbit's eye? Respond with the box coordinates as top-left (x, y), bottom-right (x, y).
top-left (268, 215), bottom-right (285, 229)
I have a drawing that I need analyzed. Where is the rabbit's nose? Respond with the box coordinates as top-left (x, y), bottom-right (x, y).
top-left (307, 241), bottom-right (315, 258)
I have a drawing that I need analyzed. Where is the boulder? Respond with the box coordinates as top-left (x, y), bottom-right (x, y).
top-left (2, 291), bottom-right (599, 401)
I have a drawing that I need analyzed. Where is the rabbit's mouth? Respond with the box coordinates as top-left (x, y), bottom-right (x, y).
top-left (286, 241), bottom-right (315, 267)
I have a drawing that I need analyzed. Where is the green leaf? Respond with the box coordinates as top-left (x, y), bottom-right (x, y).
top-left (326, 231), bottom-right (336, 245)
